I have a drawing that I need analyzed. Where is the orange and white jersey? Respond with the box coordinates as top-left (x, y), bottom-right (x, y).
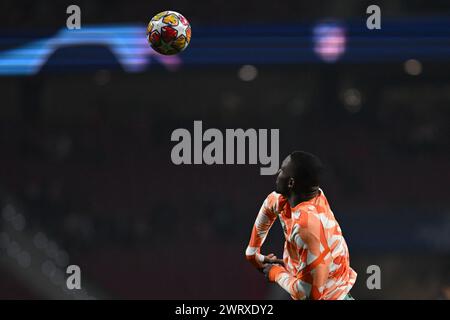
top-left (245, 190), bottom-right (357, 300)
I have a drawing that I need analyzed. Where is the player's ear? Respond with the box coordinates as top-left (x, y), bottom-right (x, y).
top-left (288, 177), bottom-right (295, 189)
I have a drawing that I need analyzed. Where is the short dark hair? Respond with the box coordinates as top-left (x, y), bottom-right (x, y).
top-left (289, 151), bottom-right (323, 191)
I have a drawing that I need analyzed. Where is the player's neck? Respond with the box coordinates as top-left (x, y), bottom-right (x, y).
top-left (287, 189), bottom-right (319, 208)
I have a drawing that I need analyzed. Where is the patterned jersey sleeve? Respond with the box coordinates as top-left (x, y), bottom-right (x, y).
top-left (268, 212), bottom-right (331, 300)
top-left (267, 265), bottom-right (310, 300)
top-left (245, 192), bottom-right (279, 269)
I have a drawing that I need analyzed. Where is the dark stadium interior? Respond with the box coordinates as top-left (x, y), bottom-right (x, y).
top-left (0, 0), bottom-right (449, 300)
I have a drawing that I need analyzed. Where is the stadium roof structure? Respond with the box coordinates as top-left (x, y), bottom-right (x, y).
top-left (0, 18), bottom-right (449, 75)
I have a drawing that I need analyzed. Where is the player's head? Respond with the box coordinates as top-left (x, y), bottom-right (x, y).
top-left (275, 151), bottom-right (323, 196)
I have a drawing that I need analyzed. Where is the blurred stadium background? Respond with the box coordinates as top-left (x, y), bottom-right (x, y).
top-left (0, 0), bottom-right (449, 299)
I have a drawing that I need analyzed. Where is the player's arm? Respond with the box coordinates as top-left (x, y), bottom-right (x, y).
top-left (265, 255), bottom-right (329, 300)
top-left (266, 215), bottom-right (330, 300)
top-left (264, 264), bottom-right (309, 300)
top-left (245, 193), bottom-right (279, 270)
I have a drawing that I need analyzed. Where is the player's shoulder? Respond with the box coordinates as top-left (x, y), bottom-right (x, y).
top-left (263, 191), bottom-right (284, 212)
top-left (266, 191), bottom-right (281, 200)
top-left (265, 191), bottom-right (281, 205)
top-left (295, 190), bottom-right (329, 223)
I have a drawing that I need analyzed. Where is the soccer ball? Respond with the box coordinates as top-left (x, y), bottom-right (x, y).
top-left (146, 11), bottom-right (191, 55)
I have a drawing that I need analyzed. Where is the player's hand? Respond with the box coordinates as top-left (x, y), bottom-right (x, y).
top-left (262, 263), bottom-right (275, 280)
top-left (263, 253), bottom-right (284, 265)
